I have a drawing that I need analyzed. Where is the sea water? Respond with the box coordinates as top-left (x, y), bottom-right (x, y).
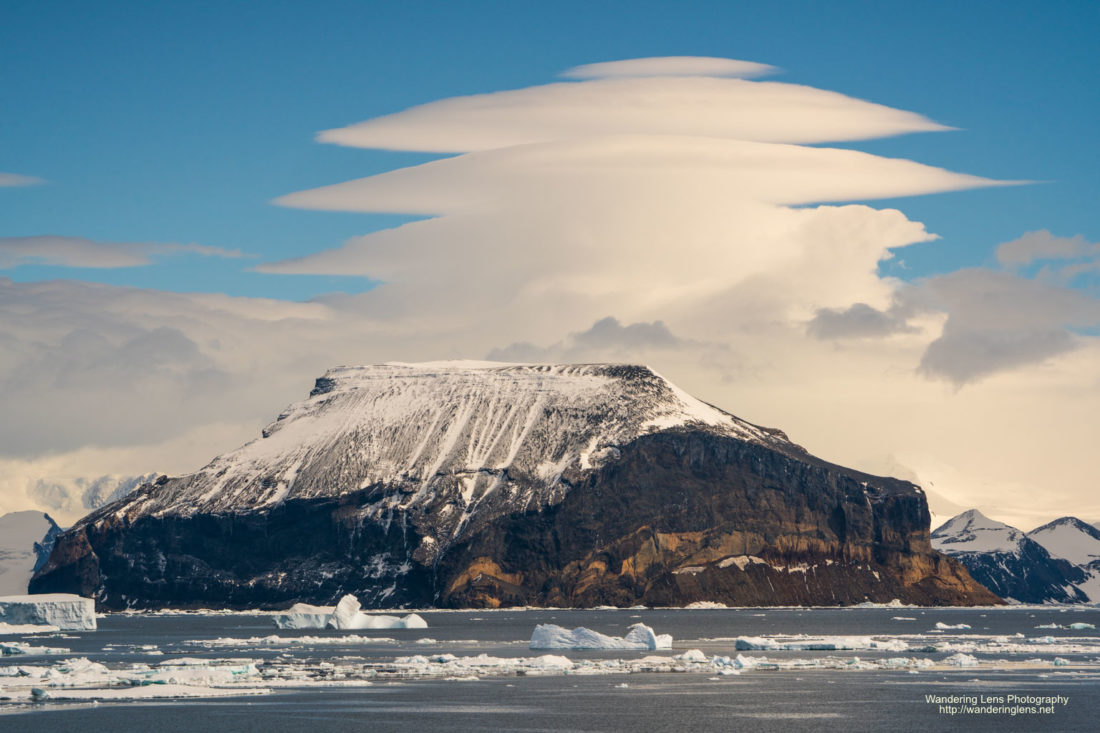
top-left (2, 606), bottom-right (1097, 732)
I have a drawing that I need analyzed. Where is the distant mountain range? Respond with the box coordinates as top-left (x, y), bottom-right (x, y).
top-left (28, 472), bottom-right (158, 520)
top-left (932, 510), bottom-right (1100, 603)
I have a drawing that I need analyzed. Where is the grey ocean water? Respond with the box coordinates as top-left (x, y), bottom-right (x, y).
top-left (3, 607), bottom-right (1099, 732)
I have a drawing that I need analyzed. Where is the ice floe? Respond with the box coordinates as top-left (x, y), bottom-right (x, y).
top-left (734, 635), bottom-right (909, 652)
top-left (0, 656), bottom-right (270, 703)
top-left (0, 623), bottom-right (60, 635)
top-left (529, 623), bottom-right (672, 650)
top-left (0, 641), bottom-right (69, 656)
top-left (0, 594), bottom-right (96, 631)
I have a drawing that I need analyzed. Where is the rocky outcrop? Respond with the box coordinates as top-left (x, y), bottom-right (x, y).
top-left (32, 362), bottom-right (998, 609)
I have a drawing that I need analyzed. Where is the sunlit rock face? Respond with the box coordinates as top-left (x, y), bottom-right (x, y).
top-left (32, 362), bottom-right (997, 609)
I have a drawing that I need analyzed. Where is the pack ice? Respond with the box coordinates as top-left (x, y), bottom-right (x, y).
top-left (529, 623), bottom-right (672, 650)
top-left (0, 594), bottom-right (96, 631)
top-left (273, 594), bottom-right (426, 630)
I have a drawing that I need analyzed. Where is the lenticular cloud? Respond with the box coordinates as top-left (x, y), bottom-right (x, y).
top-left (266, 56), bottom-right (1002, 349)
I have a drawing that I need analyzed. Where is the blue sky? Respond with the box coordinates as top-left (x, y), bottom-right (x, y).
top-left (3, 0), bottom-right (1097, 299)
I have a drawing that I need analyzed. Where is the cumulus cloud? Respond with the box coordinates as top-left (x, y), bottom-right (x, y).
top-left (0, 172), bottom-right (45, 187)
top-left (0, 235), bottom-right (246, 269)
top-left (561, 56), bottom-right (778, 79)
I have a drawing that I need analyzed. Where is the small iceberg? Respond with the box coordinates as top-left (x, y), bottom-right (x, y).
top-left (529, 623), bottom-right (672, 650)
top-left (933, 622), bottom-right (971, 630)
top-left (0, 594), bottom-right (96, 631)
top-left (272, 594), bottom-right (426, 631)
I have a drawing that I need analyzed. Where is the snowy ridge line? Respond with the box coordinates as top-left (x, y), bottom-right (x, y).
top-left (86, 361), bottom-right (794, 524)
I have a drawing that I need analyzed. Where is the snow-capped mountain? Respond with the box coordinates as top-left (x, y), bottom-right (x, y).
top-left (1027, 517), bottom-right (1100, 602)
top-left (29, 472), bottom-right (157, 523)
top-left (932, 510), bottom-right (1091, 603)
top-left (34, 362), bottom-right (997, 609)
top-left (1028, 517), bottom-right (1100, 567)
top-left (0, 511), bottom-right (62, 595)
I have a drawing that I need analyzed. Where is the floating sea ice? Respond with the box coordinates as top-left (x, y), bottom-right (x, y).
top-left (678, 649), bottom-right (708, 663)
top-left (734, 635), bottom-right (908, 652)
top-left (683, 601), bottom-right (728, 609)
top-left (942, 653), bottom-right (979, 667)
top-left (0, 594), bottom-right (96, 631)
top-left (1068, 623), bottom-right (1095, 630)
top-left (852, 599), bottom-right (906, 608)
top-left (934, 622), bottom-right (971, 630)
top-left (529, 623), bottom-right (672, 650)
top-left (0, 641), bottom-right (69, 656)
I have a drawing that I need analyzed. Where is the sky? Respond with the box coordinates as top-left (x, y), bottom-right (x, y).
top-left (2, 1), bottom-right (1098, 528)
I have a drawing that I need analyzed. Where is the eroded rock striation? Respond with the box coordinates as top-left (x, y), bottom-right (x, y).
top-left (32, 362), bottom-right (998, 609)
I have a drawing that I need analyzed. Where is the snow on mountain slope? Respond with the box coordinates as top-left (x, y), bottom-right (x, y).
top-left (930, 510), bottom-right (1025, 555)
top-left (932, 510), bottom-right (1096, 604)
top-left (107, 362), bottom-right (793, 523)
top-left (0, 511), bottom-right (62, 596)
top-left (1027, 517), bottom-right (1100, 567)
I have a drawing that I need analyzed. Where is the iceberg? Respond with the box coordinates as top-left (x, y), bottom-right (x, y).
top-left (0, 593), bottom-right (96, 631)
top-left (529, 622), bottom-right (672, 650)
top-left (273, 602), bottom-right (332, 630)
top-left (271, 594), bottom-right (427, 631)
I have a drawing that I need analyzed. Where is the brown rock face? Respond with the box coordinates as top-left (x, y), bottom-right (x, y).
top-left (33, 429), bottom-right (998, 609)
top-left (437, 431), bottom-right (1000, 607)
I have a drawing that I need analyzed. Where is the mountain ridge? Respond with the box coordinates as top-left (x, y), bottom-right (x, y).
top-left (932, 510), bottom-right (1098, 603)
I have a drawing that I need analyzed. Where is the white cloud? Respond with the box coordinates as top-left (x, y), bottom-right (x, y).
top-left (561, 56), bottom-right (778, 79)
top-left (0, 172), bottom-right (45, 187)
top-left (316, 72), bottom-right (951, 153)
top-left (0, 236), bottom-right (246, 269)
